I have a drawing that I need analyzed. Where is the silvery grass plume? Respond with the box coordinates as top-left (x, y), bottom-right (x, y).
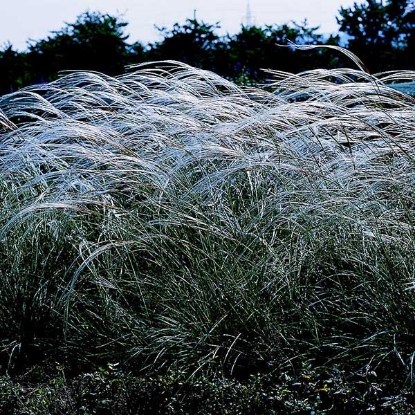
top-left (404, 0), bottom-right (415, 16)
top-left (1, 54), bottom-right (415, 377)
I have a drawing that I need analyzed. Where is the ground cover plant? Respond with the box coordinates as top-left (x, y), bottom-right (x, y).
top-left (1, 51), bottom-right (415, 413)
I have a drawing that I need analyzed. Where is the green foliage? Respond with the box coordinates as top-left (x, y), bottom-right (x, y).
top-left (145, 18), bottom-right (339, 85)
top-left (2, 3), bottom-right (415, 93)
top-left (0, 13), bottom-right (339, 94)
top-left (1, 367), bottom-right (414, 414)
top-left (26, 11), bottom-right (131, 81)
top-left (219, 21), bottom-right (341, 84)
top-left (338, 0), bottom-right (415, 71)
top-left (147, 19), bottom-right (221, 69)
top-left (0, 43), bottom-right (28, 93)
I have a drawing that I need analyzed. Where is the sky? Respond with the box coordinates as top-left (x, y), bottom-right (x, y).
top-left (0, 0), bottom-right (357, 51)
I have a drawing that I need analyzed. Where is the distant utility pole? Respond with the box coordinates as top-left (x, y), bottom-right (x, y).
top-left (244, 0), bottom-right (254, 27)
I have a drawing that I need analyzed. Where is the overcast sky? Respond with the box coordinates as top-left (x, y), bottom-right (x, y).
top-left (0, 0), bottom-right (356, 51)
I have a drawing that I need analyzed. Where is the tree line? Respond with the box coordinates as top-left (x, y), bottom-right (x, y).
top-left (1, 0), bottom-right (414, 95)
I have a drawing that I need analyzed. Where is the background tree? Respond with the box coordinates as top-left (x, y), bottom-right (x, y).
top-left (147, 18), bottom-right (221, 70)
top-left (222, 22), bottom-right (340, 84)
top-left (0, 43), bottom-right (28, 94)
top-left (337, 0), bottom-right (389, 72)
top-left (26, 12), bottom-right (134, 84)
top-left (127, 41), bottom-right (147, 66)
top-left (337, 0), bottom-right (415, 72)
top-left (386, 0), bottom-right (415, 68)
top-left (4, 4), bottom-right (415, 95)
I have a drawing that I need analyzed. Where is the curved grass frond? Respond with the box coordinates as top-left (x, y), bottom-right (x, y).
top-left (1, 57), bottom-right (415, 380)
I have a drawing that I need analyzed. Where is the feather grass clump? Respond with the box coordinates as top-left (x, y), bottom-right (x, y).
top-left (1, 58), bottom-right (415, 381)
